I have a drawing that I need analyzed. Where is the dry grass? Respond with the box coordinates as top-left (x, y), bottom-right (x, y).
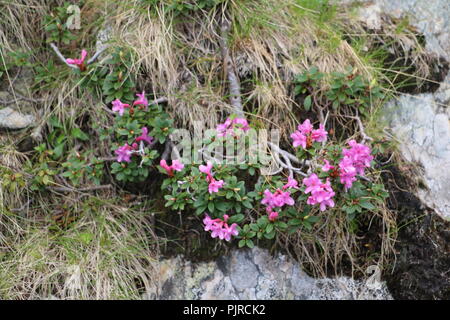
top-left (0, 195), bottom-right (159, 300)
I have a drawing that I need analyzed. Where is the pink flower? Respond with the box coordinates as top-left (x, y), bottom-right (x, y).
top-left (321, 159), bottom-right (335, 172)
top-left (233, 118), bottom-right (250, 132)
top-left (338, 156), bottom-right (357, 190)
top-left (311, 124), bottom-right (328, 142)
top-left (111, 99), bottom-right (130, 116)
top-left (291, 119), bottom-right (328, 149)
top-left (203, 215), bottom-right (215, 232)
top-left (277, 190), bottom-right (295, 206)
top-left (208, 178), bottom-right (224, 194)
top-left (298, 119), bottom-right (313, 134)
top-left (261, 188), bottom-right (294, 208)
top-left (223, 223), bottom-right (239, 241)
top-left (159, 159), bottom-right (172, 175)
top-left (303, 174), bottom-right (335, 211)
top-left (216, 117), bottom-right (250, 137)
top-left (115, 143), bottom-right (133, 162)
top-left (283, 176), bottom-right (298, 190)
top-left (216, 118), bottom-right (233, 137)
top-left (66, 49), bottom-right (87, 69)
top-left (171, 159), bottom-right (184, 172)
top-left (133, 91), bottom-right (149, 108)
top-left (342, 140), bottom-right (373, 175)
top-left (203, 214), bottom-right (239, 241)
top-left (135, 127), bottom-right (154, 144)
top-left (159, 159), bottom-right (184, 176)
top-left (199, 162), bottom-right (214, 182)
top-left (261, 189), bottom-right (276, 207)
top-left (268, 210), bottom-right (279, 222)
top-left (290, 131), bottom-right (307, 149)
top-left (303, 174), bottom-right (322, 194)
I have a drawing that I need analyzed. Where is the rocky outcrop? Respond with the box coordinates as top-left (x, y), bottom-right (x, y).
top-left (347, 0), bottom-right (450, 60)
top-left (383, 77), bottom-right (450, 220)
top-left (145, 247), bottom-right (392, 300)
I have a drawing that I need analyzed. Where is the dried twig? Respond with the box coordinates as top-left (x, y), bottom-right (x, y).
top-left (49, 184), bottom-right (112, 193)
top-left (267, 142), bottom-right (308, 177)
top-left (49, 43), bottom-right (78, 69)
top-left (347, 113), bottom-right (373, 142)
top-left (219, 19), bottom-right (243, 117)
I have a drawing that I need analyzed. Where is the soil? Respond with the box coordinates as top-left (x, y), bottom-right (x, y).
top-left (381, 163), bottom-right (450, 300)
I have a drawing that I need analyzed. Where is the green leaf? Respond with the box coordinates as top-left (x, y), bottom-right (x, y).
top-left (304, 95), bottom-right (312, 111)
top-left (215, 201), bottom-right (231, 212)
top-left (71, 128), bottom-right (89, 141)
top-left (228, 214), bottom-right (244, 224)
top-left (52, 143), bottom-right (65, 159)
top-left (359, 200), bottom-right (376, 210)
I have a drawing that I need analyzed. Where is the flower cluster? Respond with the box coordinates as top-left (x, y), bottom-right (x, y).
top-left (203, 214), bottom-right (239, 241)
top-left (114, 126), bottom-right (154, 163)
top-left (112, 91), bottom-right (149, 117)
top-left (216, 117), bottom-right (250, 137)
top-left (199, 161), bottom-right (225, 194)
top-left (261, 177), bottom-right (298, 221)
top-left (291, 119), bottom-right (327, 149)
top-left (302, 174), bottom-right (335, 211)
top-left (321, 140), bottom-right (373, 190)
top-left (160, 159), bottom-right (184, 177)
top-left (112, 92), bottom-right (155, 163)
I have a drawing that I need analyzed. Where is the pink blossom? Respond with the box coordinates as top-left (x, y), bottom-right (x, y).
top-left (261, 189), bottom-right (276, 207)
top-left (199, 162), bottom-right (214, 181)
top-left (342, 140), bottom-right (373, 175)
top-left (66, 49), bottom-right (87, 69)
top-left (291, 119), bottom-right (328, 149)
top-left (133, 91), bottom-right (149, 108)
top-left (115, 143), bottom-right (133, 162)
top-left (303, 174), bottom-right (335, 211)
top-left (159, 159), bottom-right (184, 176)
top-left (311, 124), bottom-right (328, 142)
top-left (216, 117), bottom-right (250, 137)
top-left (268, 210), bottom-right (279, 221)
top-left (203, 214), bottom-right (239, 241)
top-left (208, 178), bottom-right (224, 194)
top-left (261, 188), bottom-right (295, 208)
top-left (223, 223), bottom-right (239, 241)
top-left (233, 118), bottom-right (250, 132)
top-left (277, 190), bottom-right (295, 206)
top-left (216, 118), bottom-right (233, 137)
top-left (298, 119), bottom-right (313, 134)
top-left (283, 176), bottom-right (298, 190)
top-left (111, 99), bottom-right (130, 116)
top-left (321, 159), bottom-right (335, 172)
top-left (303, 174), bottom-right (322, 194)
top-left (291, 131), bottom-right (307, 149)
top-left (171, 159), bottom-right (184, 172)
top-left (135, 127), bottom-right (154, 144)
top-left (338, 156), bottom-right (357, 190)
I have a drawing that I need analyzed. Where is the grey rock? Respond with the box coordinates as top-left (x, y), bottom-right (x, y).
top-left (341, 0), bottom-right (450, 60)
top-left (145, 247), bottom-right (392, 300)
top-left (0, 107), bottom-right (35, 130)
top-left (382, 78), bottom-right (450, 220)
